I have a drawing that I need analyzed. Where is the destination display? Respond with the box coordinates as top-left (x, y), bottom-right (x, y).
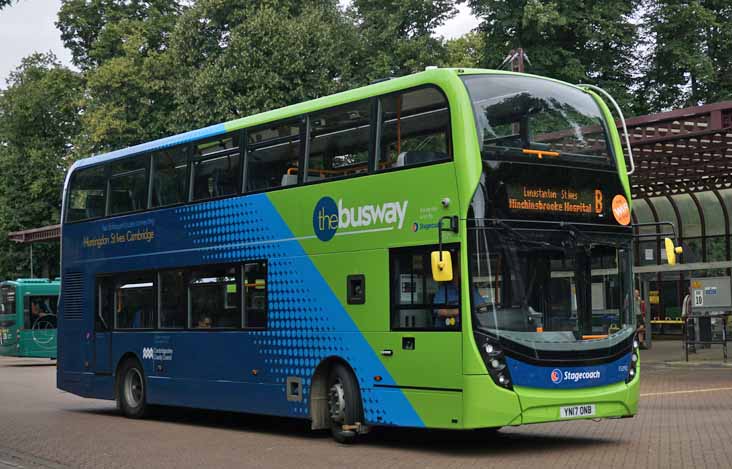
top-left (478, 162), bottom-right (631, 226)
top-left (507, 185), bottom-right (604, 217)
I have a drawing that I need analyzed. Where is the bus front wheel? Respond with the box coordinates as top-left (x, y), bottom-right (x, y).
top-left (117, 359), bottom-right (148, 419)
top-left (327, 363), bottom-right (364, 444)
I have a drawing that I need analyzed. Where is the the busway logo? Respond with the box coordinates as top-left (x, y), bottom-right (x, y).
top-left (313, 196), bottom-right (408, 241)
top-left (551, 368), bottom-right (601, 384)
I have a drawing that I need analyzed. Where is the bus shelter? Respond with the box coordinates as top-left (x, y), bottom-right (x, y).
top-left (624, 101), bottom-right (732, 342)
top-left (8, 224), bottom-right (60, 278)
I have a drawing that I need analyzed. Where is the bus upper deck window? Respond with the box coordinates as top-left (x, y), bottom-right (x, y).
top-left (67, 165), bottom-right (107, 222)
top-left (245, 120), bottom-right (302, 192)
top-left (151, 146), bottom-right (189, 208)
top-left (306, 100), bottom-right (371, 181)
top-left (108, 155), bottom-right (150, 215)
top-left (378, 87), bottom-right (451, 171)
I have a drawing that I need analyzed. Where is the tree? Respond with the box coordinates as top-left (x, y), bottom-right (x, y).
top-left (348, 0), bottom-right (459, 81)
top-left (0, 53), bottom-right (83, 278)
top-left (168, 0), bottom-right (362, 130)
top-left (467, 0), bottom-right (640, 110)
top-left (57, 0), bottom-right (181, 71)
top-left (443, 31), bottom-right (485, 68)
top-left (638, 0), bottom-right (732, 112)
top-left (57, 0), bottom-right (182, 156)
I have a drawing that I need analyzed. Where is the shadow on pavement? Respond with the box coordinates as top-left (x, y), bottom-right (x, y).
top-left (70, 405), bottom-right (616, 454)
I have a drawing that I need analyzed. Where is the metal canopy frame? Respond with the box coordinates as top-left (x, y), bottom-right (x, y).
top-left (8, 224), bottom-right (60, 244)
top-left (625, 101), bottom-right (732, 198)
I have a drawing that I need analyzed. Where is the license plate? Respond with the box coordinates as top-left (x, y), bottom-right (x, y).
top-left (560, 404), bottom-right (596, 419)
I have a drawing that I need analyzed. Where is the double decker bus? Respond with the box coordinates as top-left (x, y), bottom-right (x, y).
top-left (0, 279), bottom-right (59, 359)
top-left (58, 68), bottom-right (643, 442)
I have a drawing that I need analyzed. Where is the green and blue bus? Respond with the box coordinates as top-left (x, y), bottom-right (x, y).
top-left (58, 68), bottom-right (641, 442)
top-left (0, 278), bottom-right (59, 359)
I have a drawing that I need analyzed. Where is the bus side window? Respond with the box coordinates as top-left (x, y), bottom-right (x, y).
top-left (96, 278), bottom-right (114, 331)
top-left (108, 154), bottom-right (150, 215)
top-left (189, 265), bottom-right (240, 329)
top-left (243, 261), bottom-right (267, 329)
top-left (114, 274), bottom-right (155, 329)
top-left (306, 100), bottom-right (371, 181)
top-left (389, 245), bottom-right (459, 331)
top-left (159, 270), bottom-right (187, 329)
top-left (378, 87), bottom-right (451, 171)
top-left (245, 119), bottom-right (302, 192)
top-left (151, 146), bottom-right (189, 208)
top-left (67, 165), bottom-right (107, 222)
top-left (191, 134), bottom-right (241, 201)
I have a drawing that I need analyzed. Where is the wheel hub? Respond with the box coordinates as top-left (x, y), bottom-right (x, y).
top-left (328, 379), bottom-right (346, 424)
top-left (125, 368), bottom-right (143, 407)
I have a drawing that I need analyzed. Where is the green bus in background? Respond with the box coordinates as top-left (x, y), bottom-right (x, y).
top-left (0, 279), bottom-right (59, 359)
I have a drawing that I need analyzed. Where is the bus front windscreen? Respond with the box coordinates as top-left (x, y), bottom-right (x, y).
top-left (461, 74), bottom-right (613, 166)
top-left (469, 226), bottom-right (635, 354)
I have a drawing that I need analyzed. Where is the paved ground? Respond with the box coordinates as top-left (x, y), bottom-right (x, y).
top-left (1, 341), bottom-right (731, 469)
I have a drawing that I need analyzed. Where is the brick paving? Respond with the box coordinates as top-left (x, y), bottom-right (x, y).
top-left (0, 343), bottom-right (731, 469)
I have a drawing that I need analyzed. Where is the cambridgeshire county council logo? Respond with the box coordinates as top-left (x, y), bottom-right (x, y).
top-left (551, 368), bottom-right (563, 384)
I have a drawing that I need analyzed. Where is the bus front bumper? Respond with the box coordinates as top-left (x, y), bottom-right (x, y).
top-left (462, 371), bottom-right (640, 428)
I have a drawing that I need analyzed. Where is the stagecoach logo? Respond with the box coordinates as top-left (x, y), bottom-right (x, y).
top-left (313, 196), bottom-right (408, 242)
top-left (142, 347), bottom-right (173, 361)
top-left (551, 368), bottom-right (602, 384)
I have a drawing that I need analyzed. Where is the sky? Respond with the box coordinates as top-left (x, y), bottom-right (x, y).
top-left (0, 1), bottom-right (478, 86)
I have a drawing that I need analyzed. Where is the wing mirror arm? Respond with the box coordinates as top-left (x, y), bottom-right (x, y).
top-left (432, 216), bottom-right (459, 282)
top-left (632, 221), bottom-right (683, 265)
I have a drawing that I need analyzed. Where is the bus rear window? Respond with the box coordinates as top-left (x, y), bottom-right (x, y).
top-left (67, 166), bottom-right (107, 222)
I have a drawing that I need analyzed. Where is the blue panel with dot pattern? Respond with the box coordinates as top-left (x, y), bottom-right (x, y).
top-left (168, 194), bottom-right (423, 426)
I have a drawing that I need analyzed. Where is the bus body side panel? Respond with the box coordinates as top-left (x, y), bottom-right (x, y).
top-left (59, 189), bottom-right (448, 427)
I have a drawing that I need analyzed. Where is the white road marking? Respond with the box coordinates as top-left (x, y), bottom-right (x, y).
top-left (641, 386), bottom-right (732, 397)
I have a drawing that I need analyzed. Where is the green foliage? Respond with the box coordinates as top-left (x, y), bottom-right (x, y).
top-left (168, 0), bottom-right (361, 130)
top-left (0, 54), bottom-right (83, 278)
top-left (639, 0), bottom-right (732, 112)
top-left (349, 0), bottom-right (459, 80)
top-left (468, 0), bottom-right (640, 110)
top-left (443, 31), bottom-right (485, 68)
top-left (57, 0), bottom-right (181, 70)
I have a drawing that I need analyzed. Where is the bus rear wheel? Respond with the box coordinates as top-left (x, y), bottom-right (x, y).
top-left (117, 359), bottom-right (148, 419)
top-left (327, 363), bottom-right (364, 444)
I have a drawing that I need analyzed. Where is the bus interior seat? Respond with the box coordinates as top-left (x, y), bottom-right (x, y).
top-left (395, 151), bottom-right (448, 167)
top-left (86, 194), bottom-right (106, 218)
top-left (280, 173), bottom-right (325, 186)
top-left (281, 174), bottom-right (298, 186)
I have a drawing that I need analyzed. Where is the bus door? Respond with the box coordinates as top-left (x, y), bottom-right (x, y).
top-left (94, 278), bottom-right (113, 374)
top-left (378, 245), bottom-right (463, 390)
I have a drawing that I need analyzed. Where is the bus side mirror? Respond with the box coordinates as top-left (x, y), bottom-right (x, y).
top-left (431, 251), bottom-right (453, 282)
top-left (665, 238), bottom-right (683, 266)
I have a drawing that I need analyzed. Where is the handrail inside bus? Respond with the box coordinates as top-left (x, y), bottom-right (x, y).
top-left (578, 84), bottom-right (635, 175)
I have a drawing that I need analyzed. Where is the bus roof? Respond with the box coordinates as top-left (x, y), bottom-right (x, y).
top-left (67, 68), bottom-right (584, 174)
top-left (0, 278), bottom-right (60, 286)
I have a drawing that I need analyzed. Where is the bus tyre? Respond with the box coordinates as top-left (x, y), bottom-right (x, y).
top-left (327, 363), bottom-right (364, 444)
top-left (117, 359), bottom-right (148, 419)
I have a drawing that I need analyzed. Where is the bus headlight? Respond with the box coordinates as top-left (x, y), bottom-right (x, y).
top-left (476, 333), bottom-right (512, 390)
top-left (626, 335), bottom-right (640, 383)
